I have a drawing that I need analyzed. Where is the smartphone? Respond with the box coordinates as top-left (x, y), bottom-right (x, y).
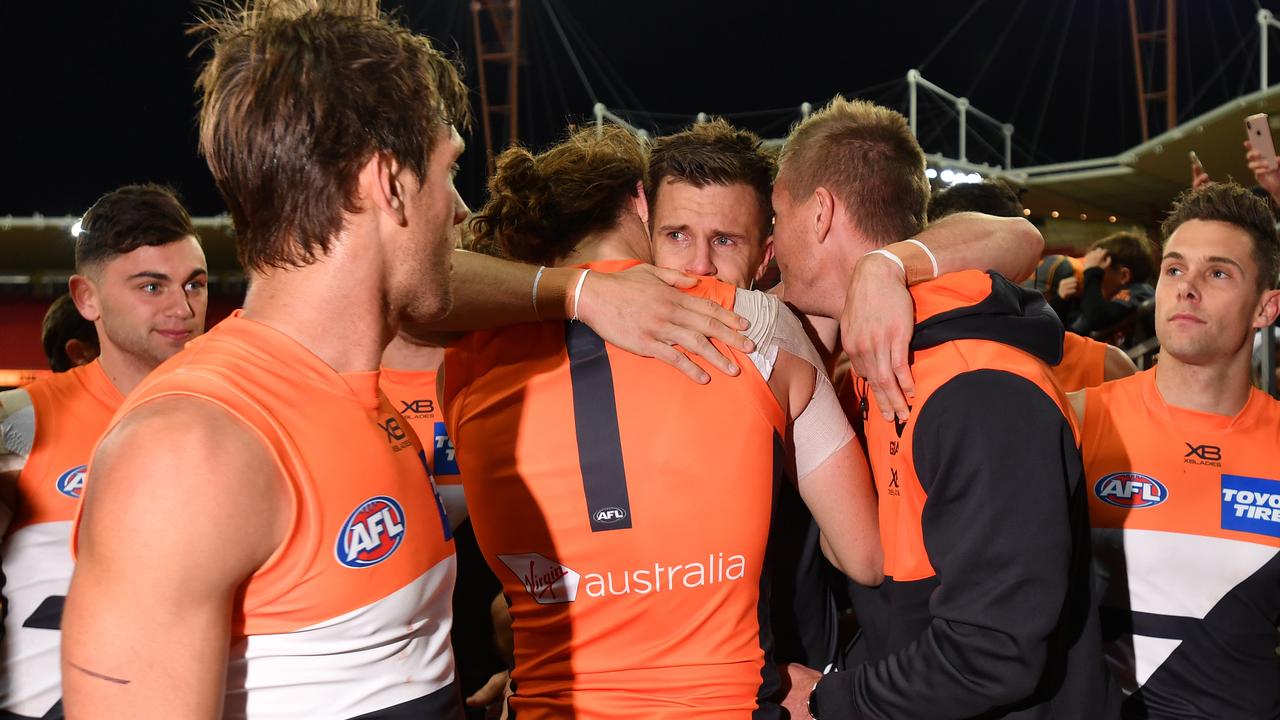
top-left (1246, 113), bottom-right (1278, 171)
top-left (1189, 150), bottom-right (1205, 171)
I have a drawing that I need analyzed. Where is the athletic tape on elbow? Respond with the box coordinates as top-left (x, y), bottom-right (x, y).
top-left (731, 289), bottom-right (855, 478)
top-left (795, 372), bottom-right (855, 480)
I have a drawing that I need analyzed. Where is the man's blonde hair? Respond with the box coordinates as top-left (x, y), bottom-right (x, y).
top-left (778, 97), bottom-right (929, 246)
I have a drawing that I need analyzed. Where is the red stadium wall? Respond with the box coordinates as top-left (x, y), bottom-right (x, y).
top-left (0, 296), bottom-right (243, 381)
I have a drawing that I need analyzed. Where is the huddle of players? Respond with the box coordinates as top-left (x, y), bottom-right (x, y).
top-left (1, 3), bottom-right (1278, 720)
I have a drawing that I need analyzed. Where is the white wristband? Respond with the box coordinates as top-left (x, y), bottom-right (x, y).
top-left (570, 269), bottom-right (591, 322)
top-left (903, 238), bottom-right (939, 279)
top-left (866, 248), bottom-right (906, 279)
top-left (531, 265), bottom-right (547, 317)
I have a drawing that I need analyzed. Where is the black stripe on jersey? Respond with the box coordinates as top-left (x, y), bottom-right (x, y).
top-left (1100, 606), bottom-right (1200, 641)
top-left (565, 322), bottom-right (633, 533)
top-left (752, 431), bottom-right (787, 720)
top-left (347, 681), bottom-right (463, 719)
top-left (21, 595), bottom-right (64, 630)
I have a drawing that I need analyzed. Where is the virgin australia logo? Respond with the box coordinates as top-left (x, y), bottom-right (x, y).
top-left (498, 552), bottom-right (581, 604)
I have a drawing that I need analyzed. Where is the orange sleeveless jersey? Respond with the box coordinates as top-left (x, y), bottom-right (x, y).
top-left (379, 367), bottom-right (460, 486)
top-left (860, 272), bottom-right (1077, 585)
top-left (2, 361), bottom-right (121, 718)
top-left (1052, 331), bottom-right (1109, 392)
top-left (1083, 368), bottom-right (1280, 717)
top-left (72, 314), bottom-right (460, 720)
top-left (442, 260), bottom-right (786, 720)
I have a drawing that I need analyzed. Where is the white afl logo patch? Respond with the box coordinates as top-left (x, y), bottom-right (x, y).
top-left (593, 507), bottom-right (627, 524)
top-left (335, 496), bottom-right (406, 568)
top-left (56, 465), bottom-right (87, 499)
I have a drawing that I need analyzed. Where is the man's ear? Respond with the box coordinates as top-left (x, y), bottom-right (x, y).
top-left (68, 274), bottom-right (100, 323)
top-left (1116, 266), bottom-right (1132, 285)
top-left (64, 338), bottom-right (99, 368)
top-left (1253, 288), bottom-right (1280, 329)
top-left (754, 240), bottom-right (776, 283)
top-left (813, 187), bottom-right (835, 245)
top-left (361, 151), bottom-right (408, 226)
top-left (633, 180), bottom-right (650, 226)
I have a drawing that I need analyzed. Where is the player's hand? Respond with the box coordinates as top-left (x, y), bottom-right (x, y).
top-left (840, 252), bottom-right (915, 421)
top-left (1191, 161), bottom-right (1211, 189)
top-left (779, 662), bottom-right (822, 720)
top-left (1057, 276), bottom-right (1079, 300)
top-left (576, 264), bottom-right (753, 384)
top-left (1245, 140), bottom-right (1280, 204)
top-left (465, 670), bottom-right (510, 709)
top-left (1082, 247), bottom-right (1110, 270)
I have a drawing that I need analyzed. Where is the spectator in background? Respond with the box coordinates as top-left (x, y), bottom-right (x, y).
top-left (1060, 231), bottom-right (1157, 337)
top-left (41, 294), bottom-right (99, 372)
top-left (929, 181), bottom-right (1136, 389)
top-left (927, 178), bottom-right (1023, 221)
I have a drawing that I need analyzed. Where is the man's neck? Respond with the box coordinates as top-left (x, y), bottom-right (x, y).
top-left (559, 214), bottom-right (653, 267)
top-left (1154, 348), bottom-right (1255, 416)
top-left (381, 336), bottom-right (445, 371)
top-left (95, 345), bottom-right (155, 397)
top-left (241, 252), bottom-right (393, 375)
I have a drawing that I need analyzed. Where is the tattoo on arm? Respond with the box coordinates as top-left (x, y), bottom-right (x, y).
top-left (68, 661), bottom-right (131, 685)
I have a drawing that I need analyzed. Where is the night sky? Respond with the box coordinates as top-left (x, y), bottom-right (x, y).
top-left (3, 0), bottom-right (1277, 218)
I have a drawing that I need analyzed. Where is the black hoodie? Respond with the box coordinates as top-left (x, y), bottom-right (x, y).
top-left (819, 270), bottom-right (1119, 720)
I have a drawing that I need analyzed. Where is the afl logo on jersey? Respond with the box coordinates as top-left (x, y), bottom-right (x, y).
top-left (335, 496), bottom-right (406, 568)
top-left (1094, 472), bottom-right (1168, 508)
top-left (56, 465), bottom-right (88, 499)
top-left (593, 507), bottom-right (627, 524)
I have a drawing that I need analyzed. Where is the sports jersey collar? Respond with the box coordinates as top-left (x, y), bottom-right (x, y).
top-left (75, 359), bottom-right (125, 408)
top-left (379, 366), bottom-right (438, 387)
top-left (909, 270), bottom-right (1064, 365)
top-left (1144, 365), bottom-right (1275, 432)
top-left (572, 258), bottom-right (644, 273)
top-left (213, 311), bottom-right (382, 410)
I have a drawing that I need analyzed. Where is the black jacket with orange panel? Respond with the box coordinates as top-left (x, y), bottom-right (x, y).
top-left (818, 270), bottom-right (1118, 719)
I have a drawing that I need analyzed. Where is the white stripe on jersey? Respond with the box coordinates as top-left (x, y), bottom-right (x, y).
top-left (1093, 528), bottom-right (1277, 620)
top-left (227, 556), bottom-right (457, 720)
top-left (1, 521), bottom-right (74, 717)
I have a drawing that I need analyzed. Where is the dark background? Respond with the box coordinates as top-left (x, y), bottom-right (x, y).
top-left (2, 0), bottom-right (1277, 217)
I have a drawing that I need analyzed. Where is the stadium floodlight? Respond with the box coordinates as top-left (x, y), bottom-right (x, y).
top-left (69, 219), bottom-right (83, 237)
top-left (925, 168), bottom-right (938, 179)
top-left (940, 169), bottom-right (955, 183)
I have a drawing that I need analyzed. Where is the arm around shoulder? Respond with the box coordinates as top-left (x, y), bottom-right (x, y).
top-left (62, 396), bottom-right (288, 720)
top-left (1102, 344), bottom-right (1137, 381)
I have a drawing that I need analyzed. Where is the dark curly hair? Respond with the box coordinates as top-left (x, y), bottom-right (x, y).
top-left (471, 125), bottom-right (647, 265)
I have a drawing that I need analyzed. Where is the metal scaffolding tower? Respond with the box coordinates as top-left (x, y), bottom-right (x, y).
top-left (471, 0), bottom-right (522, 167)
top-left (1128, 0), bottom-right (1178, 141)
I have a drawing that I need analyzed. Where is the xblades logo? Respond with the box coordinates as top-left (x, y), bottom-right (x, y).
top-left (399, 399), bottom-right (435, 415)
top-left (887, 468), bottom-right (902, 496)
top-left (379, 417), bottom-right (407, 442)
top-left (1185, 443), bottom-right (1222, 466)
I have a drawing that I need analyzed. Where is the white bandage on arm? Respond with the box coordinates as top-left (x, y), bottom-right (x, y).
top-left (732, 289), bottom-right (855, 478)
top-left (794, 372), bottom-right (855, 480)
top-left (0, 388), bottom-right (35, 460)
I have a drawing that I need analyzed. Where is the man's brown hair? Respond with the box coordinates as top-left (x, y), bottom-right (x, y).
top-left (471, 125), bottom-right (647, 265)
top-left (645, 118), bottom-right (775, 239)
top-left (1161, 182), bottom-right (1280, 291)
top-left (75, 184), bottom-right (200, 271)
top-left (778, 96), bottom-right (929, 245)
top-left (928, 179), bottom-right (1024, 221)
top-left (1090, 231), bottom-right (1158, 286)
top-left (192, 0), bottom-right (470, 273)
